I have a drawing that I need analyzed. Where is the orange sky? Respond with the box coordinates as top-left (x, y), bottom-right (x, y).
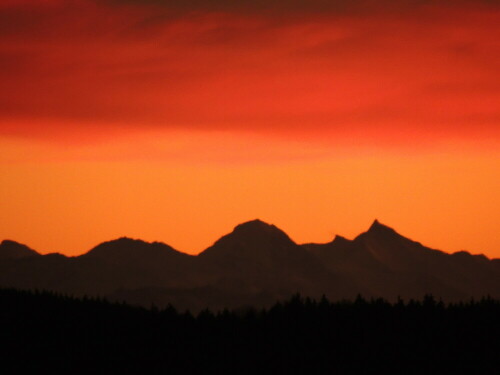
top-left (0, 0), bottom-right (499, 257)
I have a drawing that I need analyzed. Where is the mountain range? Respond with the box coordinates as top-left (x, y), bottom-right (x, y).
top-left (1, 219), bottom-right (499, 311)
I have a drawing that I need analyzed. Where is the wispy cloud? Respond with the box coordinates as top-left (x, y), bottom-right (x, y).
top-left (0, 0), bottom-right (498, 147)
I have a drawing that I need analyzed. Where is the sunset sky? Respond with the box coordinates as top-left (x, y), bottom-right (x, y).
top-left (0, 0), bottom-right (498, 257)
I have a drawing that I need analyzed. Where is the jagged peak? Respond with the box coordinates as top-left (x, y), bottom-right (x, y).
top-left (352, 219), bottom-right (409, 243)
top-left (331, 235), bottom-right (350, 244)
top-left (367, 219), bottom-right (398, 234)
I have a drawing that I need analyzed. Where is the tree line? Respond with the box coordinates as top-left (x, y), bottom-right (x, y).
top-left (1, 288), bottom-right (499, 374)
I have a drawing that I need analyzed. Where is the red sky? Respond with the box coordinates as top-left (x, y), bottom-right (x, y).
top-left (0, 0), bottom-right (499, 256)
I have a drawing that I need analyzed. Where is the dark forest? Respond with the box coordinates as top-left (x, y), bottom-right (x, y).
top-left (2, 288), bottom-right (499, 374)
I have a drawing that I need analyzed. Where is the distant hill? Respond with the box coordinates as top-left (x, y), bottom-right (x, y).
top-left (0, 240), bottom-right (40, 259)
top-left (1, 219), bottom-right (499, 311)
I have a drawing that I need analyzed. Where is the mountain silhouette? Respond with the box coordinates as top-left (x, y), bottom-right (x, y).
top-left (84, 237), bottom-right (186, 262)
top-left (305, 220), bottom-right (500, 301)
top-left (196, 220), bottom-right (354, 307)
top-left (200, 219), bottom-right (319, 271)
top-left (1, 219), bottom-right (499, 311)
top-left (0, 240), bottom-right (40, 259)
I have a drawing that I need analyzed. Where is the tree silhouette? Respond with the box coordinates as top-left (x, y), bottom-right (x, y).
top-left (1, 288), bottom-right (499, 374)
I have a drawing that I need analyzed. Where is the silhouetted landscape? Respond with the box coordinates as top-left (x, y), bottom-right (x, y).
top-left (1, 219), bottom-right (499, 311)
top-left (2, 288), bottom-right (499, 373)
top-left (2, 220), bottom-right (500, 373)
top-left (3, 0), bottom-right (498, 372)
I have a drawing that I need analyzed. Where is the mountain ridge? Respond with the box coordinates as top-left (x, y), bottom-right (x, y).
top-left (1, 219), bottom-right (498, 311)
top-left (0, 240), bottom-right (41, 259)
top-left (2, 220), bottom-right (492, 260)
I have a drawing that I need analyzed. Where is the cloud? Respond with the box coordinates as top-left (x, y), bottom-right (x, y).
top-left (0, 0), bottom-right (498, 147)
top-left (106, 0), bottom-right (500, 14)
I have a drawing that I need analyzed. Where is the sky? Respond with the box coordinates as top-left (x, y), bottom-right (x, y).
top-left (0, 0), bottom-right (499, 257)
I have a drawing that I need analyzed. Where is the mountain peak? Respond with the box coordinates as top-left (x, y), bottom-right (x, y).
top-left (199, 219), bottom-right (298, 259)
top-left (331, 235), bottom-right (350, 245)
top-left (84, 237), bottom-right (182, 260)
top-left (355, 220), bottom-right (411, 245)
top-left (108, 237), bottom-right (146, 245)
top-left (0, 240), bottom-right (40, 259)
top-left (1, 239), bottom-right (19, 247)
top-left (230, 219), bottom-right (294, 242)
top-left (358, 220), bottom-right (432, 258)
top-left (233, 219), bottom-right (278, 233)
top-left (367, 219), bottom-right (397, 234)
